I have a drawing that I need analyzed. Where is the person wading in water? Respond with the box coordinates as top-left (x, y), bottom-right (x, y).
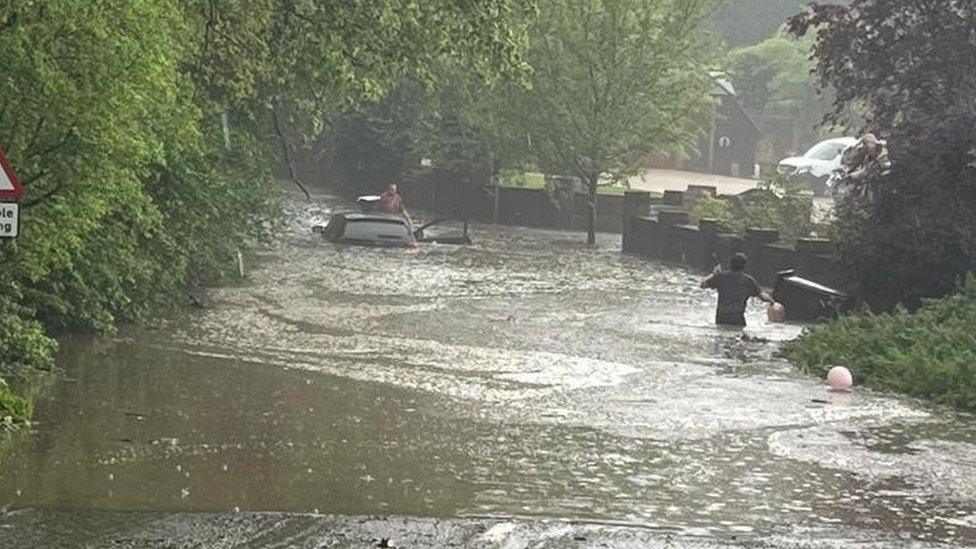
top-left (700, 252), bottom-right (778, 327)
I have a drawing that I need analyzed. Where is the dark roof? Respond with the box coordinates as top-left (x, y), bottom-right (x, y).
top-left (338, 212), bottom-right (410, 223)
top-left (708, 70), bottom-right (761, 135)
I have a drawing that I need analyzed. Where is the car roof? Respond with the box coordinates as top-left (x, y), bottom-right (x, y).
top-left (336, 212), bottom-right (409, 223)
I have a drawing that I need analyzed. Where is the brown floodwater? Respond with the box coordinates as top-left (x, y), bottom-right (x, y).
top-left (1, 194), bottom-right (975, 544)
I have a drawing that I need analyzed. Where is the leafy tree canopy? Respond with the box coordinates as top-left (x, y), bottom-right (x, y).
top-left (0, 0), bottom-right (535, 422)
top-left (788, 0), bottom-right (974, 130)
top-left (195, 0), bottom-right (534, 140)
top-left (728, 32), bottom-right (822, 116)
top-left (789, 0), bottom-right (976, 309)
top-left (496, 0), bottom-right (715, 243)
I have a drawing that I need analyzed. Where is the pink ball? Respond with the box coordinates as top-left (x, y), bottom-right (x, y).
top-left (827, 366), bottom-right (853, 391)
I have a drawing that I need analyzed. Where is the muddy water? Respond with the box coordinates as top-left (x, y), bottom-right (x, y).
top-left (2, 195), bottom-right (976, 544)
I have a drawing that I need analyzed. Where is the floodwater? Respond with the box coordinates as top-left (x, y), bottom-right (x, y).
top-left (2, 193), bottom-right (976, 545)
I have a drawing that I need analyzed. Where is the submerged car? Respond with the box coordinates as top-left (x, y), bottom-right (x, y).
top-left (314, 212), bottom-right (417, 247)
top-left (777, 137), bottom-right (858, 194)
top-left (313, 212), bottom-right (471, 248)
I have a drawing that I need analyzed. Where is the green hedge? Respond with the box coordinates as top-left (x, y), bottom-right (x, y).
top-left (0, 296), bottom-right (58, 424)
top-left (782, 276), bottom-right (976, 410)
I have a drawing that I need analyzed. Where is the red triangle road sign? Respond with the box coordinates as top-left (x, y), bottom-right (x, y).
top-left (0, 146), bottom-right (25, 200)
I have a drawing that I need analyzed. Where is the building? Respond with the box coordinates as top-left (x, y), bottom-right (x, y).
top-left (647, 73), bottom-right (761, 178)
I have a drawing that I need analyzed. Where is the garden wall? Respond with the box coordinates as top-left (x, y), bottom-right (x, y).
top-left (621, 190), bottom-right (844, 289)
top-left (349, 179), bottom-right (626, 233)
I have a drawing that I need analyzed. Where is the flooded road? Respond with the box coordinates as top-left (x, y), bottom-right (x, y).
top-left (2, 193), bottom-right (976, 547)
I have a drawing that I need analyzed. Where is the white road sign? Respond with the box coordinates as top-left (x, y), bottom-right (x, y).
top-left (0, 202), bottom-right (20, 238)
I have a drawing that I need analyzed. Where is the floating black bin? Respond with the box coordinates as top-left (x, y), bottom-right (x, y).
top-left (773, 269), bottom-right (848, 321)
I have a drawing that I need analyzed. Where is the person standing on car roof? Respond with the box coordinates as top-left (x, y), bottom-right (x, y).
top-left (376, 182), bottom-right (413, 227)
top-left (700, 252), bottom-right (778, 327)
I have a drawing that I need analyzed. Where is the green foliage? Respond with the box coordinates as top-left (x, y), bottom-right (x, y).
top-left (0, 378), bottom-right (30, 427)
top-left (690, 193), bottom-right (734, 226)
top-left (726, 30), bottom-right (836, 159)
top-left (783, 276), bottom-right (976, 411)
top-left (0, 298), bottom-right (58, 372)
top-left (0, 293), bottom-right (53, 425)
top-left (728, 32), bottom-right (824, 116)
top-left (493, 0), bottom-right (715, 243)
top-left (690, 179), bottom-right (815, 242)
top-left (0, 0), bottom-right (534, 424)
top-left (2, 0), bottom-right (211, 331)
top-left (789, 2), bottom-right (976, 310)
top-left (193, 0), bottom-right (535, 143)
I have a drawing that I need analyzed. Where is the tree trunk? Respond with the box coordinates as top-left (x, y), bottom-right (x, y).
top-left (587, 176), bottom-right (597, 245)
top-left (272, 101), bottom-right (311, 201)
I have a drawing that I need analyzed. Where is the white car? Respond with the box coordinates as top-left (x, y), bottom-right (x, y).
top-left (777, 137), bottom-right (859, 191)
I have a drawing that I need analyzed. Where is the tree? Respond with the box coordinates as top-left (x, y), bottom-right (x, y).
top-left (788, 1), bottom-right (976, 309)
top-left (0, 0), bottom-right (536, 423)
top-left (190, 0), bottom-right (534, 196)
top-left (495, 0), bottom-right (714, 244)
top-left (728, 31), bottom-right (832, 152)
top-left (707, 0), bottom-right (808, 47)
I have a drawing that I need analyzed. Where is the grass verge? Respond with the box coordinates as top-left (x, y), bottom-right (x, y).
top-left (499, 171), bottom-right (630, 196)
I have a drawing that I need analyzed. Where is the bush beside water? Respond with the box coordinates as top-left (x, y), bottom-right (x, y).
top-left (690, 178), bottom-right (818, 243)
top-left (782, 277), bottom-right (976, 411)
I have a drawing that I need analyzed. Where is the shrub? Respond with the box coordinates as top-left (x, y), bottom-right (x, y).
top-left (782, 276), bottom-right (976, 410)
top-left (690, 178), bottom-right (815, 242)
top-left (0, 379), bottom-right (31, 428)
top-left (0, 295), bottom-right (56, 425)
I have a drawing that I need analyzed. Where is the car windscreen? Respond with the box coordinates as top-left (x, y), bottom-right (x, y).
top-left (805, 142), bottom-right (847, 161)
top-left (342, 219), bottom-right (413, 242)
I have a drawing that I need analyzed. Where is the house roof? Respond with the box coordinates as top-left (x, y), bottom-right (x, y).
top-left (710, 73), bottom-right (736, 97)
top-left (709, 71), bottom-right (761, 135)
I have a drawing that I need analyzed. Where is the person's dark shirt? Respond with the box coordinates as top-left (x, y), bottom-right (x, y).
top-left (702, 271), bottom-right (762, 325)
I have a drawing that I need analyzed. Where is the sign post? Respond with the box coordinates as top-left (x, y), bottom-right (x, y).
top-left (0, 146), bottom-right (25, 239)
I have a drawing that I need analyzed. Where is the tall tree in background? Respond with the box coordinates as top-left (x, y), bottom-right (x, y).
top-left (498, 0), bottom-right (714, 244)
top-left (728, 31), bottom-right (832, 153)
top-left (789, 1), bottom-right (976, 309)
top-left (192, 0), bottom-right (534, 195)
top-left (708, 0), bottom-right (807, 47)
